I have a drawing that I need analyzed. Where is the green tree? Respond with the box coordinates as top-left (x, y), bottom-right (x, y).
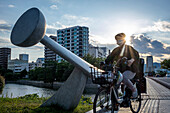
top-left (161, 59), bottom-right (170, 69)
top-left (3, 69), bottom-right (19, 81)
top-left (0, 65), bottom-right (6, 76)
top-left (82, 54), bottom-right (105, 68)
top-left (4, 72), bottom-right (13, 80)
top-left (61, 62), bottom-right (74, 81)
top-left (55, 61), bottom-right (74, 82)
top-left (159, 71), bottom-right (166, 77)
top-left (28, 55), bottom-right (105, 83)
top-left (20, 69), bottom-right (28, 78)
top-left (28, 69), bottom-right (36, 80)
top-left (28, 67), bottom-right (44, 81)
top-left (44, 61), bottom-right (58, 83)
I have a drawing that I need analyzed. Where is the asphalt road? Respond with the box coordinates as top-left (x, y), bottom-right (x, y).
top-left (87, 77), bottom-right (170, 113)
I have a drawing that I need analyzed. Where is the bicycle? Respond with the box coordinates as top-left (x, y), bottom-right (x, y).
top-left (90, 57), bottom-right (141, 113)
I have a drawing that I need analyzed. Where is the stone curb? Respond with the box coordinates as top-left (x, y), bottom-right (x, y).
top-left (150, 77), bottom-right (170, 89)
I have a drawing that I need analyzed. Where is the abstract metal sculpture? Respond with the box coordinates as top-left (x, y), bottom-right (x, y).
top-left (10, 7), bottom-right (103, 110)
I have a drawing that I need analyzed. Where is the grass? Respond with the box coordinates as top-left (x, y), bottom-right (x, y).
top-left (0, 94), bottom-right (93, 113)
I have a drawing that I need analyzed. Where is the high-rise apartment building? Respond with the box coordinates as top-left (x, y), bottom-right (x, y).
top-left (0, 47), bottom-right (11, 70)
top-left (146, 56), bottom-right (154, 73)
top-left (44, 36), bottom-right (57, 61)
top-left (44, 26), bottom-right (89, 62)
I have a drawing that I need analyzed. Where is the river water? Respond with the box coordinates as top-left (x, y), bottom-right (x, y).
top-left (0, 83), bottom-right (95, 99)
top-left (0, 83), bottom-right (57, 98)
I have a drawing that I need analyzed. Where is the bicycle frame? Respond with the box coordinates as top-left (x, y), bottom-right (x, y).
top-left (92, 57), bottom-right (141, 113)
top-left (95, 83), bottom-right (124, 108)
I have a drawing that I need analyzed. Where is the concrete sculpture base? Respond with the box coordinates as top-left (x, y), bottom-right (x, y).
top-left (40, 67), bottom-right (88, 110)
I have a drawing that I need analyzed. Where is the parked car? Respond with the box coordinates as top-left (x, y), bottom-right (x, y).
top-left (166, 70), bottom-right (170, 77)
top-left (156, 74), bottom-right (161, 77)
top-left (166, 73), bottom-right (170, 77)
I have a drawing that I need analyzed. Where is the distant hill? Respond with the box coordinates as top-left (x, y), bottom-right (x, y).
top-left (143, 62), bottom-right (161, 73)
top-left (153, 62), bottom-right (161, 69)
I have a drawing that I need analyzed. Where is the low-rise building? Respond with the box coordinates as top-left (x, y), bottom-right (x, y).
top-left (29, 58), bottom-right (44, 70)
top-left (88, 44), bottom-right (109, 58)
top-left (8, 53), bottom-right (44, 72)
top-left (8, 54), bottom-right (29, 72)
top-left (14, 63), bottom-right (29, 73)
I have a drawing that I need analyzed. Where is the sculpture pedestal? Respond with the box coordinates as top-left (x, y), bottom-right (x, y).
top-left (40, 67), bottom-right (88, 110)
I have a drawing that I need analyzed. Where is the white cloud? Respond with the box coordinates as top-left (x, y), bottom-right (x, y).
top-left (50, 5), bottom-right (58, 10)
top-left (50, 0), bottom-right (61, 3)
top-left (0, 35), bottom-right (44, 62)
top-left (63, 14), bottom-right (90, 21)
top-left (0, 36), bottom-right (10, 46)
top-left (8, 5), bottom-right (15, 8)
top-left (0, 20), bottom-right (7, 24)
top-left (61, 14), bottom-right (93, 26)
top-left (46, 22), bottom-right (67, 29)
top-left (130, 34), bottom-right (170, 62)
top-left (45, 15), bottom-right (92, 35)
top-left (0, 20), bottom-right (12, 32)
top-left (89, 34), bottom-right (113, 45)
top-left (143, 20), bottom-right (170, 32)
top-left (46, 22), bottom-right (69, 35)
top-left (0, 39), bottom-right (44, 62)
top-left (147, 43), bottom-right (153, 49)
top-left (0, 24), bottom-right (12, 32)
top-left (140, 53), bottom-right (170, 63)
top-left (11, 46), bottom-right (44, 62)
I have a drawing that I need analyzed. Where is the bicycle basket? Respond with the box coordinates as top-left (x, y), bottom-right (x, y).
top-left (90, 67), bottom-right (114, 84)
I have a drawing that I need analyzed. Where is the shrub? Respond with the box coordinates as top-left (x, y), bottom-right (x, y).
top-left (0, 75), bottom-right (5, 87)
top-left (0, 75), bottom-right (5, 94)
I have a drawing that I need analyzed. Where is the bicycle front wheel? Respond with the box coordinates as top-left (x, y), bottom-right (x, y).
top-left (130, 91), bottom-right (141, 113)
top-left (93, 88), bottom-right (110, 113)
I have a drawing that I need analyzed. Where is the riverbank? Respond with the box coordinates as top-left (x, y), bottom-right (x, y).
top-left (6, 80), bottom-right (98, 94)
top-left (0, 94), bottom-right (93, 113)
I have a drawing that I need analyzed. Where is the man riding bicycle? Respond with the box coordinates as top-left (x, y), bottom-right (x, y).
top-left (105, 33), bottom-right (140, 98)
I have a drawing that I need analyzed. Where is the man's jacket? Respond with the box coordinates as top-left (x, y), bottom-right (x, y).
top-left (105, 44), bottom-right (140, 73)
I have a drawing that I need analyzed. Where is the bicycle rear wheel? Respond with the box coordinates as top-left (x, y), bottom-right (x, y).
top-left (93, 88), bottom-right (110, 113)
top-left (130, 91), bottom-right (141, 113)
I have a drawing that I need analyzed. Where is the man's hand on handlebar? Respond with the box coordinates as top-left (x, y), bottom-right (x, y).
top-left (127, 58), bottom-right (135, 67)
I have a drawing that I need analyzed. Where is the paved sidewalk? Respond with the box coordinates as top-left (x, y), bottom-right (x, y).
top-left (140, 78), bottom-right (170, 113)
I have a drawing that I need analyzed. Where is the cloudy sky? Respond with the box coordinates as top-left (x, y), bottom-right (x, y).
top-left (0, 0), bottom-right (170, 63)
